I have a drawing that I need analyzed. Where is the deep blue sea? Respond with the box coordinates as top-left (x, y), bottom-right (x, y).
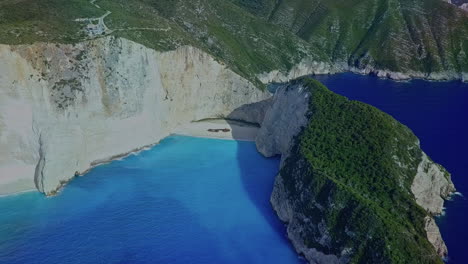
top-left (315, 73), bottom-right (468, 263)
top-left (0, 136), bottom-right (302, 264)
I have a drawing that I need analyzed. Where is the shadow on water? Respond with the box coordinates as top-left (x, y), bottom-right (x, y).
top-left (0, 188), bottom-right (225, 264)
top-left (224, 74), bottom-right (468, 263)
top-left (233, 138), bottom-right (285, 233)
top-left (223, 102), bottom-right (296, 252)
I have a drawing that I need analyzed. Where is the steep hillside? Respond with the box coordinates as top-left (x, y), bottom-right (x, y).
top-left (2, 0), bottom-right (467, 85)
top-left (0, 0), bottom-right (329, 88)
top-left (232, 0), bottom-right (468, 79)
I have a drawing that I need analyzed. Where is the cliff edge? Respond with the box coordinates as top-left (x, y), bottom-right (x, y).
top-left (0, 36), bottom-right (268, 195)
top-left (249, 78), bottom-right (455, 263)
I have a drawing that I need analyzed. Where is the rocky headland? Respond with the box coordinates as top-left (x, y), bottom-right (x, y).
top-left (237, 78), bottom-right (455, 263)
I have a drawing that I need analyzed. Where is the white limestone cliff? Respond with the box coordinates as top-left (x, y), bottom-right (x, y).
top-left (0, 36), bottom-right (268, 195)
top-left (412, 152), bottom-right (456, 215)
top-left (256, 59), bottom-right (337, 84)
top-left (254, 83), bottom-right (310, 163)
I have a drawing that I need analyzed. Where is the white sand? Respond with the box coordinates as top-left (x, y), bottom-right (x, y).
top-left (0, 165), bottom-right (36, 195)
top-left (173, 119), bottom-right (259, 141)
top-left (0, 119), bottom-right (259, 196)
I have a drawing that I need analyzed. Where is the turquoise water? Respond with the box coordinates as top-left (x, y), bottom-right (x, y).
top-left (2, 74), bottom-right (466, 264)
top-left (0, 136), bottom-right (302, 264)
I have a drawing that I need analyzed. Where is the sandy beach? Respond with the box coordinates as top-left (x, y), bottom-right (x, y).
top-left (173, 119), bottom-right (259, 141)
top-left (0, 119), bottom-right (259, 196)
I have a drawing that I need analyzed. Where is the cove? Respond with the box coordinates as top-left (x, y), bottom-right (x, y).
top-left (0, 136), bottom-right (303, 264)
top-left (314, 73), bottom-right (468, 264)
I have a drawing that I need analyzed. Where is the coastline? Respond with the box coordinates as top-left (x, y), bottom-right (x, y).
top-left (0, 119), bottom-right (260, 198)
top-left (257, 60), bottom-right (468, 85)
top-left (0, 188), bottom-right (36, 198)
top-left (0, 176), bottom-right (37, 197)
top-left (172, 133), bottom-right (255, 142)
top-left (173, 119), bottom-right (259, 142)
top-left (44, 141), bottom-right (162, 197)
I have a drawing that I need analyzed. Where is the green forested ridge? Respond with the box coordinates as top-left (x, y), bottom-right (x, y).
top-left (231, 0), bottom-right (468, 74)
top-left (1, 0), bottom-right (467, 88)
top-left (0, 0), bottom-right (326, 88)
top-left (278, 78), bottom-right (442, 263)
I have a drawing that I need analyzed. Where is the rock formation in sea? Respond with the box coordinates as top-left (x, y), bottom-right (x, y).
top-left (237, 78), bottom-right (455, 263)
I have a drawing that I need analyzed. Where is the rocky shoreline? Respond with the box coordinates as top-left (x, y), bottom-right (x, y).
top-left (257, 58), bottom-right (468, 85)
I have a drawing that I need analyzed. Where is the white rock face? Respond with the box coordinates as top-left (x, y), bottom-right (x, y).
top-left (411, 152), bottom-right (455, 257)
top-left (257, 59), bottom-right (336, 84)
top-left (0, 36), bottom-right (268, 195)
top-left (255, 81), bottom-right (310, 162)
top-left (412, 152), bottom-right (456, 215)
top-left (425, 216), bottom-right (449, 257)
top-left (461, 3), bottom-right (468, 11)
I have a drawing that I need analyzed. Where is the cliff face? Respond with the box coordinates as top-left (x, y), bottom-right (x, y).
top-left (412, 153), bottom-right (456, 215)
top-left (250, 79), bottom-right (455, 263)
top-left (255, 84), bottom-right (310, 160)
top-left (0, 36), bottom-right (268, 195)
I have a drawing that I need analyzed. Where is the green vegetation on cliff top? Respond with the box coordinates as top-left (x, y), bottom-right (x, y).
top-left (1, 0), bottom-right (467, 87)
top-left (232, 0), bottom-right (468, 74)
top-left (279, 78), bottom-right (442, 263)
top-left (0, 0), bottom-right (325, 88)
